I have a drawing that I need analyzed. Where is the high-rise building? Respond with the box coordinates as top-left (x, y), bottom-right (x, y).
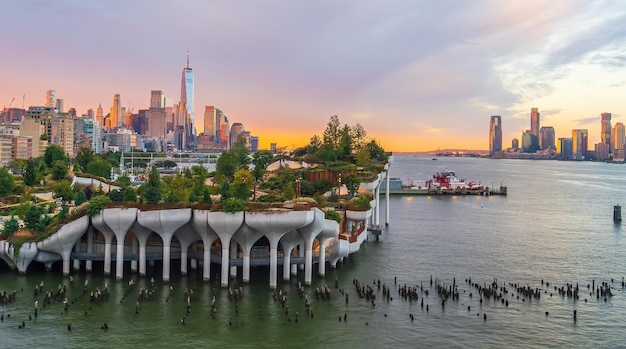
top-left (111, 94), bottom-right (121, 129)
top-left (601, 112), bottom-right (612, 152)
top-left (539, 126), bottom-right (555, 150)
top-left (572, 129), bottom-right (588, 160)
top-left (180, 51), bottom-right (194, 147)
top-left (530, 108), bottom-right (540, 137)
top-left (489, 115), bottom-right (502, 156)
top-left (96, 103), bottom-right (104, 126)
top-left (204, 106), bottom-right (216, 137)
top-left (46, 90), bottom-right (56, 109)
top-left (557, 138), bottom-right (573, 159)
top-left (613, 122), bottom-right (625, 151)
top-left (530, 108), bottom-right (540, 151)
top-left (150, 90), bottom-right (165, 109)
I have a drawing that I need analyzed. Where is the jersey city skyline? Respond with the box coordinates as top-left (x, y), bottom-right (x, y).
top-left (2, 1), bottom-right (626, 152)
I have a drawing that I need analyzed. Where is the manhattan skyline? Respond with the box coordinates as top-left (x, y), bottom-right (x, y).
top-left (2, 0), bottom-right (626, 152)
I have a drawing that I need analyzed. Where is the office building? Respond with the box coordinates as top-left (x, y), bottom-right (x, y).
top-left (111, 94), bottom-right (121, 129)
top-left (601, 112), bottom-right (612, 152)
top-left (180, 51), bottom-right (194, 148)
top-left (489, 115), bottom-right (502, 156)
top-left (539, 126), bottom-right (555, 150)
top-left (572, 129), bottom-right (588, 160)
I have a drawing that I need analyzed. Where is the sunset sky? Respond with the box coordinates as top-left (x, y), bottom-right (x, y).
top-left (2, 0), bottom-right (626, 152)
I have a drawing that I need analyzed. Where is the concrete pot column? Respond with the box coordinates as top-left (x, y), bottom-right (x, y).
top-left (297, 208), bottom-right (325, 286)
top-left (174, 224), bottom-right (201, 276)
top-left (207, 212), bottom-right (244, 287)
top-left (103, 208), bottom-right (138, 281)
top-left (279, 230), bottom-right (303, 281)
top-left (246, 211), bottom-right (314, 289)
top-left (37, 215), bottom-right (89, 276)
top-left (73, 239), bottom-right (81, 271)
top-left (86, 225), bottom-right (93, 272)
top-left (130, 237), bottom-right (138, 272)
top-left (5, 242), bottom-right (38, 274)
top-left (92, 213), bottom-right (114, 276)
top-left (138, 209), bottom-right (192, 282)
top-left (190, 244), bottom-right (198, 270)
top-left (0, 242), bottom-right (17, 271)
top-left (318, 219), bottom-right (339, 276)
top-left (190, 210), bottom-right (219, 282)
top-left (232, 224), bottom-right (264, 283)
top-left (130, 221), bottom-right (152, 277)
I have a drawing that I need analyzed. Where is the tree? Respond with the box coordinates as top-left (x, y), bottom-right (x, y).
top-left (162, 173), bottom-right (188, 203)
top-left (352, 123), bottom-right (368, 151)
top-left (1, 216), bottom-right (19, 236)
top-left (115, 175), bottom-right (132, 188)
top-left (215, 151), bottom-right (238, 181)
top-left (338, 124), bottom-right (353, 157)
top-left (108, 189), bottom-right (123, 202)
top-left (23, 158), bottom-right (37, 186)
top-left (123, 186), bottom-right (137, 203)
top-left (24, 205), bottom-right (42, 230)
top-left (344, 173), bottom-right (361, 198)
top-left (87, 195), bottom-right (111, 216)
top-left (231, 138), bottom-right (251, 170)
top-left (142, 166), bottom-right (162, 204)
top-left (35, 214), bottom-right (52, 232)
top-left (366, 140), bottom-right (387, 161)
top-left (10, 158), bottom-right (26, 175)
top-left (43, 144), bottom-right (68, 168)
top-left (75, 147), bottom-right (95, 170)
top-left (251, 150), bottom-right (274, 181)
top-left (354, 147), bottom-right (371, 167)
top-left (220, 181), bottom-right (231, 201)
top-left (232, 169), bottom-right (253, 201)
top-left (322, 115), bottom-right (341, 150)
top-left (201, 186), bottom-right (212, 204)
top-left (54, 181), bottom-right (75, 203)
top-left (51, 160), bottom-right (68, 180)
top-left (58, 204), bottom-right (69, 221)
top-left (0, 168), bottom-right (15, 197)
top-left (74, 190), bottom-right (87, 206)
top-left (86, 158), bottom-right (111, 179)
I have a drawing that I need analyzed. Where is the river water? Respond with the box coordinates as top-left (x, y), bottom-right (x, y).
top-left (1, 155), bottom-right (625, 348)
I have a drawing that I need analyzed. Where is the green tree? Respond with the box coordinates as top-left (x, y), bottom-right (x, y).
top-left (115, 175), bottom-right (132, 188)
top-left (354, 147), bottom-right (371, 167)
top-left (51, 160), bottom-right (68, 180)
top-left (87, 195), bottom-right (111, 216)
top-left (215, 151), bottom-right (238, 181)
top-left (122, 186), bottom-right (137, 203)
top-left (232, 169), bottom-right (253, 201)
top-left (282, 182), bottom-right (296, 200)
top-left (366, 140), bottom-right (387, 161)
top-left (322, 115), bottom-right (341, 150)
top-left (231, 138), bottom-right (251, 170)
top-left (0, 168), bottom-right (15, 197)
top-left (24, 205), bottom-right (42, 230)
top-left (74, 190), bottom-right (87, 206)
top-left (108, 189), bottom-right (123, 202)
top-left (75, 147), bottom-right (95, 170)
top-left (1, 216), bottom-right (19, 236)
top-left (142, 167), bottom-right (162, 204)
top-left (54, 181), bottom-right (75, 202)
top-left (352, 123), bottom-right (367, 151)
top-left (220, 181), bottom-right (231, 201)
top-left (43, 144), bottom-right (68, 168)
top-left (338, 124), bottom-right (353, 158)
top-left (222, 198), bottom-right (246, 213)
top-left (35, 214), bottom-right (52, 232)
top-left (23, 158), bottom-right (37, 186)
top-left (201, 186), bottom-right (212, 204)
top-left (344, 173), bottom-right (361, 198)
top-left (10, 158), bottom-right (26, 175)
top-left (86, 158), bottom-right (111, 178)
top-left (58, 204), bottom-right (69, 221)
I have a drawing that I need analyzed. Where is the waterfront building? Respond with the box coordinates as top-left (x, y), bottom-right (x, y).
top-left (511, 138), bottom-right (519, 151)
top-left (110, 94), bottom-right (121, 129)
top-left (521, 130), bottom-right (533, 152)
top-left (572, 129), bottom-right (588, 160)
top-left (595, 142), bottom-right (610, 161)
top-left (612, 122), bottom-right (624, 151)
top-left (557, 137), bottom-right (573, 159)
top-left (601, 112), bottom-right (612, 152)
top-left (539, 126), bottom-right (555, 150)
top-left (489, 115), bottom-right (502, 156)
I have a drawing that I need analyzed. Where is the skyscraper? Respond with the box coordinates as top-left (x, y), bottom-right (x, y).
top-left (204, 106), bottom-right (216, 138)
top-left (96, 103), bottom-right (104, 126)
top-left (613, 122), bottom-right (625, 151)
top-left (539, 126), bottom-right (555, 150)
top-left (46, 90), bottom-right (56, 109)
top-left (489, 115), bottom-right (502, 156)
top-left (601, 112), bottom-right (612, 152)
top-left (572, 129), bottom-right (588, 160)
top-left (150, 90), bottom-right (165, 109)
top-left (111, 94), bottom-right (121, 129)
top-left (530, 108), bottom-right (540, 151)
top-left (180, 51), bottom-right (194, 148)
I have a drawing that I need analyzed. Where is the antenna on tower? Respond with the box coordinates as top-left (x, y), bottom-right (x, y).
top-left (186, 49), bottom-right (190, 69)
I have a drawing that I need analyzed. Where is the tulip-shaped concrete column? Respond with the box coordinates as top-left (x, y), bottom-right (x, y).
top-left (0, 242), bottom-right (16, 270)
top-left (246, 211), bottom-right (314, 289)
top-left (318, 219), bottom-right (339, 276)
top-left (92, 212), bottom-right (114, 276)
top-left (138, 209), bottom-right (192, 282)
top-left (232, 224), bottom-right (264, 283)
top-left (102, 208), bottom-right (138, 280)
top-left (5, 242), bottom-right (37, 274)
top-left (129, 221), bottom-right (152, 277)
top-left (279, 230), bottom-right (303, 281)
top-left (37, 215), bottom-right (89, 275)
top-left (297, 208), bottom-right (325, 285)
top-left (190, 210), bottom-right (219, 281)
top-left (174, 224), bottom-right (201, 276)
top-left (207, 212), bottom-right (244, 287)
top-left (86, 225), bottom-right (93, 272)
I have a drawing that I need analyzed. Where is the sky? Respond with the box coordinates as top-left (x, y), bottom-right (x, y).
top-left (2, 0), bottom-right (626, 152)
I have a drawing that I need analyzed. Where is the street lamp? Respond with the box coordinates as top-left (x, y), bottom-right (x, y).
top-left (337, 172), bottom-right (342, 209)
top-left (295, 176), bottom-right (301, 198)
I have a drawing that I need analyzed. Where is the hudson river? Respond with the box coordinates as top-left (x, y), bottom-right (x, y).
top-left (1, 155), bottom-right (625, 348)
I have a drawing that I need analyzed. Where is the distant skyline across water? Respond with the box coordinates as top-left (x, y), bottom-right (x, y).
top-left (2, 1), bottom-right (626, 152)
